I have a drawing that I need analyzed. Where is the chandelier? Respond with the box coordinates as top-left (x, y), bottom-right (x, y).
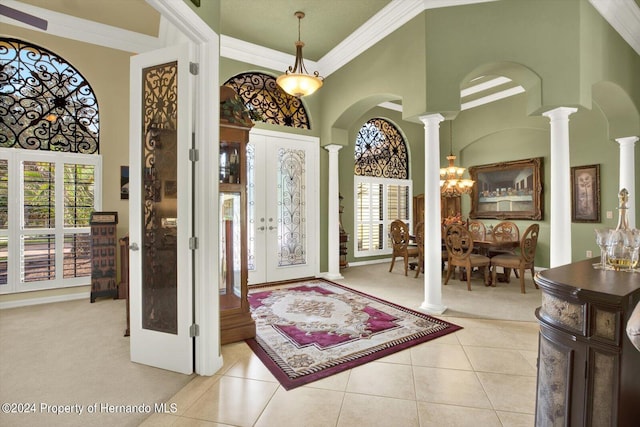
top-left (440, 123), bottom-right (475, 197)
top-left (276, 11), bottom-right (324, 97)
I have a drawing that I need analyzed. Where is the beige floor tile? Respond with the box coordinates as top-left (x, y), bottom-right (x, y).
top-left (254, 386), bottom-right (344, 427)
top-left (519, 349), bottom-right (538, 371)
top-left (346, 361), bottom-right (416, 400)
top-left (173, 416), bottom-right (234, 426)
top-left (377, 346), bottom-right (413, 364)
top-left (303, 370), bottom-right (351, 391)
top-left (183, 376), bottom-right (278, 426)
top-left (476, 372), bottom-right (537, 414)
top-left (416, 401), bottom-right (502, 427)
top-left (464, 346), bottom-right (537, 376)
top-left (140, 413), bottom-right (179, 426)
top-left (455, 327), bottom-right (535, 350)
top-left (337, 393), bottom-right (419, 427)
top-left (496, 410), bottom-right (535, 427)
top-left (166, 374), bottom-right (223, 415)
top-left (411, 342), bottom-right (473, 370)
top-left (223, 352), bottom-right (278, 382)
top-left (413, 366), bottom-right (492, 409)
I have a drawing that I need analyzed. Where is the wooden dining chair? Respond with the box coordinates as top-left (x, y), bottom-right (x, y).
top-left (490, 221), bottom-right (521, 277)
top-left (443, 224), bottom-right (491, 290)
top-left (389, 219), bottom-right (419, 276)
top-left (413, 221), bottom-right (425, 278)
top-left (490, 223), bottom-right (540, 293)
top-left (468, 220), bottom-right (486, 241)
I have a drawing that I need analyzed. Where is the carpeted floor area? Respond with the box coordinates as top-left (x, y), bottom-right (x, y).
top-left (0, 297), bottom-right (193, 427)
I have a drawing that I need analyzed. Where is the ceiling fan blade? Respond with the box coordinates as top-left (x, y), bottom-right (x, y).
top-left (0, 4), bottom-right (48, 30)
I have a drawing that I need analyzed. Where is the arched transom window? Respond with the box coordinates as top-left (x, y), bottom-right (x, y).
top-left (223, 72), bottom-right (311, 129)
top-left (353, 118), bottom-right (412, 257)
top-left (0, 37), bottom-right (100, 153)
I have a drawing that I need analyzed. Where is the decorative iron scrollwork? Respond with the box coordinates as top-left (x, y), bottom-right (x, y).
top-left (354, 118), bottom-right (408, 179)
top-left (224, 72), bottom-right (311, 129)
top-left (0, 38), bottom-right (99, 154)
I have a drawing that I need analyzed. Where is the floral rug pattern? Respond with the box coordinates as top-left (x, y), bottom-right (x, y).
top-left (246, 279), bottom-right (461, 389)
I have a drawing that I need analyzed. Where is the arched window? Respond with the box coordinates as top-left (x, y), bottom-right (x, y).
top-left (354, 118), bottom-right (412, 257)
top-left (0, 38), bottom-right (101, 293)
top-left (223, 72), bottom-right (311, 129)
top-left (0, 38), bottom-right (99, 153)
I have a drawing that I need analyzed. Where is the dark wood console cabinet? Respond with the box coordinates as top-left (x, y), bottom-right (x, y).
top-left (534, 259), bottom-right (640, 426)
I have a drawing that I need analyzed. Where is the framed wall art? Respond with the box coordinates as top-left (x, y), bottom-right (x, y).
top-left (469, 157), bottom-right (543, 220)
top-left (570, 164), bottom-right (600, 223)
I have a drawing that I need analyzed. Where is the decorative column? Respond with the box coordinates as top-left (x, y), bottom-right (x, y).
top-left (616, 136), bottom-right (639, 228)
top-left (418, 114), bottom-right (446, 314)
top-left (542, 107), bottom-right (577, 268)
top-left (324, 144), bottom-right (344, 280)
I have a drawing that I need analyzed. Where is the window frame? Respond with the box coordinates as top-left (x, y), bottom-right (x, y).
top-left (0, 148), bottom-right (102, 294)
top-left (354, 175), bottom-right (412, 258)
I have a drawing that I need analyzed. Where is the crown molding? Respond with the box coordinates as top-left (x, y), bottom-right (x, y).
top-left (220, 35), bottom-right (320, 74)
top-left (0, 0), bottom-right (161, 53)
top-left (589, 0), bottom-right (640, 56)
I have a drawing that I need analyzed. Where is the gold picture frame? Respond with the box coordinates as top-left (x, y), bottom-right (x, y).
top-left (571, 164), bottom-right (600, 223)
top-left (469, 157), bottom-right (543, 220)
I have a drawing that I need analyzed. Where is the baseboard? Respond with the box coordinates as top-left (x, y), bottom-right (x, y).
top-left (345, 259), bottom-right (389, 267)
top-left (0, 291), bottom-right (90, 310)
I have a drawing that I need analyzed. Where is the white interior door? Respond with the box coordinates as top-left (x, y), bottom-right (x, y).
top-left (128, 44), bottom-right (193, 374)
top-left (247, 129), bottom-right (319, 285)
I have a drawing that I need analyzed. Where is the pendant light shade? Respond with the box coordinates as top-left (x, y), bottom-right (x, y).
top-left (276, 11), bottom-right (324, 97)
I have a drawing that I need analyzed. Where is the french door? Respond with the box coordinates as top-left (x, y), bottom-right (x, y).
top-left (128, 44), bottom-right (193, 374)
top-left (247, 129), bottom-right (319, 285)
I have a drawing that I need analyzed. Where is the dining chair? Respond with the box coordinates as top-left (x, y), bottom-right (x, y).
top-left (468, 220), bottom-right (486, 241)
top-left (443, 224), bottom-right (491, 290)
top-left (490, 221), bottom-right (521, 277)
top-left (490, 223), bottom-right (540, 293)
top-left (389, 219), bottom-right (419, 276)
top-left (413, 221), bottom-right (425, 278)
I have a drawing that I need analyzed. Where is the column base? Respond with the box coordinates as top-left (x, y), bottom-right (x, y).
top-left (419, 301), bottom-right (447, 315)
top-left (322, 272), bottom-right (344, 281)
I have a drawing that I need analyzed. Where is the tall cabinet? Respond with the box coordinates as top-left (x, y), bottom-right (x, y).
top-left (534, 259), bottom-right (640, 426)
top-left (218, 87), bottom-right (255, 344)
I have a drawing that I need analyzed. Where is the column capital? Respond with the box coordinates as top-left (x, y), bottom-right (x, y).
top-left (542, 106), bottom-right (578, 121)
top-left (616, 136), bottom-right (639, 147)
top-left (418, 113), bottom-right (445, 127)
top-left (323, 144), bottom-right (343, 153)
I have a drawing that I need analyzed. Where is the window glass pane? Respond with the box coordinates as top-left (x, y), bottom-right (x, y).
top-left (277, 147), bottom-right (306, 266)
top-left (23, 161), bottom-right (55, 228)
top-left (21, 234), bottom-right (55, 282)
top-left (64, 164), bottom-right (95, 227)
top-left (63, 233), bottom-right (91, 278)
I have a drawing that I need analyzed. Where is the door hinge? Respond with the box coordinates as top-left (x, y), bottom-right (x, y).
top-left (189, 148), bottom-right (199, 162)
top-left (189, 62), bottom-right (199, 75)
top-left (189, 236), bottom-right (198, 250)
top-left (189, 323), bottom-right (199, 337)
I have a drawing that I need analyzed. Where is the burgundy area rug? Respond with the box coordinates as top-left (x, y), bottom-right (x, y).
top-left (246, 278), bottom-right (462, 390)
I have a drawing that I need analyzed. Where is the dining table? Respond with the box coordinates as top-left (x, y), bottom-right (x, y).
top-left (473, 235), bottom-right (519, 285)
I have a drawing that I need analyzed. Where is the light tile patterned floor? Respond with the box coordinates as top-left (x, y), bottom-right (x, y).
top-left (142, 268), bottom-right (540, 427)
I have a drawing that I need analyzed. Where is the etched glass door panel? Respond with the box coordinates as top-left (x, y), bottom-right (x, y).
top-left (142, 124), bottom-right (177, 333)
top-left (247, 129), bottom-right (318, 284)
top-left (129, 45), bottom-right (192, 374)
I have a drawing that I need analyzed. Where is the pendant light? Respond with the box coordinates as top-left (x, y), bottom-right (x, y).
top-left (276, 11), bottom-right (324, 97)
top-left (440, 122), bottom-right (475, 197)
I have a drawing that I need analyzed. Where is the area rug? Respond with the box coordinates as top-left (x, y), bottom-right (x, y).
top-left (246, 278), bottom-right (462, 390)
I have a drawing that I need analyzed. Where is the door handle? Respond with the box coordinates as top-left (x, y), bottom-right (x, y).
top-left (129, 243), bottom-right (140, 251)
top-left (269, 226), bottom-right (276, 231)
top-left (258, 226), bottom-right (265, 231)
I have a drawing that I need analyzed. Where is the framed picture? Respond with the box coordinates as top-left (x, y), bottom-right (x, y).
top-left (571, 164), bottom-right (600, 222)
top-left (469, 157), bottom-right (543, 220)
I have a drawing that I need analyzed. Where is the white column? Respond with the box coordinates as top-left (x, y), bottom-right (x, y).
top-left (418, 114), bottom-right (446, 314)
top-left (324, 144), bottom-right (344, 280)
top-left (617, 136), bottom-right (639, 228)
top-left (543, 107), bottom-right (577, 268)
